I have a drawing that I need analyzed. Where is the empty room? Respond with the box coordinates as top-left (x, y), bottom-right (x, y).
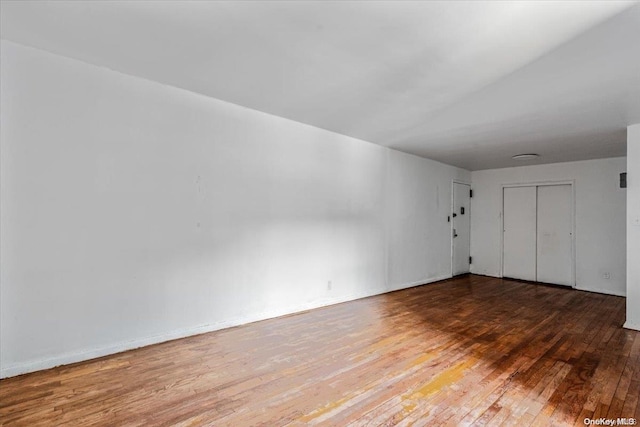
top-left (1, 1), bottom-right (640, 426)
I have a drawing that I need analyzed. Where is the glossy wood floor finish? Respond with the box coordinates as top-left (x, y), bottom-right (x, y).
top-left (1, 275), bottom-right (639, 426)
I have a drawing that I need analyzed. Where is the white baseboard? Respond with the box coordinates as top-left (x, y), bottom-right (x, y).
top-left (387, 274), bottom-right (452, 293)
top-left (469, 271), bottom-right (501, 278)
top-left (623, 321), bottom-right (640, 331)
top-left (0, 275), bottom-right (449, 379)
top-left (575, 286), bottom-right (626, 297)
top-left (470, 272), bottom-right (627, 298)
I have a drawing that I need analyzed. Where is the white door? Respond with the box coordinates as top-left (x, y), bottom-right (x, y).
top-left (452, 182), bottom-right (471, 276)
top-left (536, 185), bottom-right (573, 286)
top-left (503, 186), bottom-right (537, 281)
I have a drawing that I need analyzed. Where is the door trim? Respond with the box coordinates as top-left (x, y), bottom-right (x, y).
top-left (500, 180), bottom-right (576, 287)
top-left (451, 179), bottom-right (472, 277)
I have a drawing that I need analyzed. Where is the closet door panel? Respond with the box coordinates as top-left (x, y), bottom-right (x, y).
top-left (537, 185), bottom-right (573, 286)
top-left (503, 186), bottom-right (537, 281)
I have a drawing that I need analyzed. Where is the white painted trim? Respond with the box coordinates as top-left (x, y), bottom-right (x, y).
top-left (0, 274), bottom-right (450, 378)
top-left (500, 187), bottom-right (505, 279)
top-left (470, 272), bottom-right (501, 279)
top-left (461, 273), bottom-right (625, 297)
top-left (450, 180), bottom-right (455, 277)
top-left (500, 180), bottom-right (576, 287)
top-left (623, 321), bottom-right (640, 331)
top-left (575, 286), bottom-right (626, 297)
top-left (501, 179), bottom-right (576, 189)
top-left (387, 274), bottom-right (452, 293)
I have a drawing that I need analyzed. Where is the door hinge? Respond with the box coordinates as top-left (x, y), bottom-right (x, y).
top-left (470, 189), bottom-right (473, 198)
top-left (469, 256), bottom-right (472, 264)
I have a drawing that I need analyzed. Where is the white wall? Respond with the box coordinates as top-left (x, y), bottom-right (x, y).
top-left (386, 150), bottom-right (465, 289)
top-left (470, 158), bottom-right (627, 296)
top-left (0, 41), bottom-right (469, 377)
top-left (627, 124), bottom-right (640, 331)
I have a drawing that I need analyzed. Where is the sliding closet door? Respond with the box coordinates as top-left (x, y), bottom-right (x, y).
top-left (503, 186), bottom-right (537, 281)
top-left (536, 185), bottom-right (573, 286)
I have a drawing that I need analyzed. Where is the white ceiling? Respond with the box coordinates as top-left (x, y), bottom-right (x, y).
top-left (1, 1), bottom-right (639, 170)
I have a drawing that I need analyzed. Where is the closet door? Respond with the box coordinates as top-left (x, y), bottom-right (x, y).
top-left (536, 185), bottom-right (573, 286)
top-left (503, 186), bottom-right (537, 281)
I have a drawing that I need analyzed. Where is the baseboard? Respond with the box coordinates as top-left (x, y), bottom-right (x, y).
top-left (387, 274), bottom-right (452, 293)
top-left (468, 271), bottom-right (501, 278)
top-left (469, 272), bottom-right (626, 298)
top-left (623, 321), bottom-right (640, 331)
top-left (0, 324), bottom-right (226, 379)
top-left (0, 274), bottom-right (450, 379)
top-left (575, 286), bottom-right (626, 297)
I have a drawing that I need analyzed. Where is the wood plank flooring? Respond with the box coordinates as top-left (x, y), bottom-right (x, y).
top-left (1, 275), bottom-right (639, 426)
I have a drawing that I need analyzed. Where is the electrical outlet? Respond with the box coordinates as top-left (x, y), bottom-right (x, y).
top-left (603, 272), bottom-right (610, 280)
top-left (327, 280), bottom-right (332, 290)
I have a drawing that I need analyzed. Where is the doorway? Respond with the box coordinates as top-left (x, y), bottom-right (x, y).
top-left (452, 182), bottom-right (471, 276)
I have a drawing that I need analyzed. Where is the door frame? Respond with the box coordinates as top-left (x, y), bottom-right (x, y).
top-left (451, 179), bottom-right (472, 277)
top-left (500, 180), bottom-right (576, 287)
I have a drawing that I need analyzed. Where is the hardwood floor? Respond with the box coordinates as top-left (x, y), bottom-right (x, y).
top-left (1, 275), bottom-right (638, 426)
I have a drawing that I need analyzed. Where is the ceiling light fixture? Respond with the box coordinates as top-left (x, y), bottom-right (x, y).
top-left (512, 153), bottom-right (540, 161)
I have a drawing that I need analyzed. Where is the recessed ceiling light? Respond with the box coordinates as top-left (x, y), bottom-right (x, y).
top-left (512, 153), bottom-right (540, 161)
